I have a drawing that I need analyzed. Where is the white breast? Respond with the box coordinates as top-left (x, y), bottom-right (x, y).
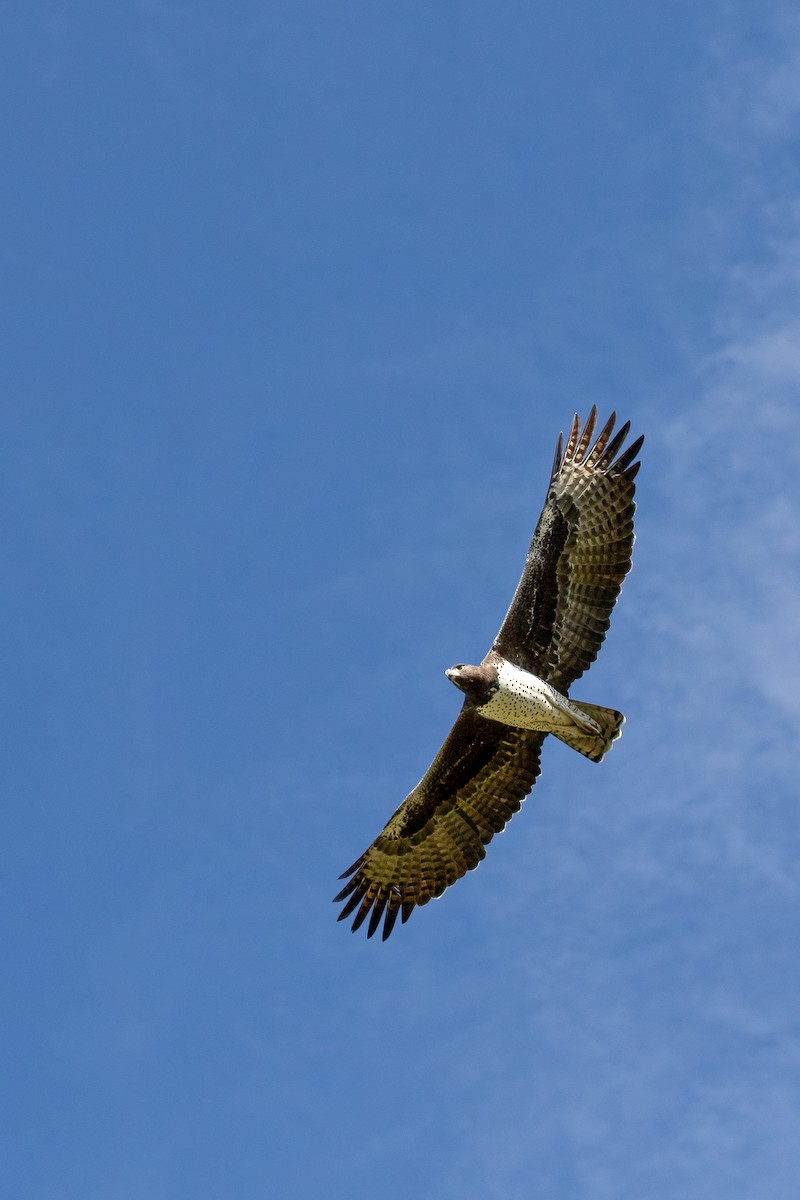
top-left (477, 660), bottom-right (583, 733)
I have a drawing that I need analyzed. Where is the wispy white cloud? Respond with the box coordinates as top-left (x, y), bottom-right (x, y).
top-left (749, 11), bottom-right (800, 134)
top-left (663, 231), bottom-right (800, 718)
top-left (621, 216), bottom-right (800, 911)
top-left (435, 18), bottom-right (800, 1198)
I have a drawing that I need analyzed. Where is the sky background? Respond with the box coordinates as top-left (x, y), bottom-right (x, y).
top-left (3, 3), bottom-right (800, 1197)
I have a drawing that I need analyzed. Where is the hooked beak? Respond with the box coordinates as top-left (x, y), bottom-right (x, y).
top-left (445, 666), bottom-right (466, 693)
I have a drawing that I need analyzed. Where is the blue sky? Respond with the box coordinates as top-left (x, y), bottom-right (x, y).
top-left (4, 3), bottom-right (800, 1197)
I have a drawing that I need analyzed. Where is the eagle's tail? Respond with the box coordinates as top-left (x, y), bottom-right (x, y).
top-left (553, 702), bottom-right (624, 763)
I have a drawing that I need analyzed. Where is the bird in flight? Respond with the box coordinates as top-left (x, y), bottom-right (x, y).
top-left (334, 407), bottom-right (643, 940)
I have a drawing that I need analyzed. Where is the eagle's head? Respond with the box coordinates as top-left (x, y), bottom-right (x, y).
top-left (445, 662), bottom-right (499, 705)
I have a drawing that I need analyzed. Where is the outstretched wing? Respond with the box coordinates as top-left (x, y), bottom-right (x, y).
top-left (492, 408), bottom-right (642, 692)
top-left (334, 710), bottom-right (544, 940)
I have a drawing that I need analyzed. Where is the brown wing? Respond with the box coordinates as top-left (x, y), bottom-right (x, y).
top-left (334, 709), bottom-right (544, 940)
top-left (492, 408), bottom-right (642, 692)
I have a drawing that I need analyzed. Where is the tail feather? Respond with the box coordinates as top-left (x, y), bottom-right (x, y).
top-left (553, 702), bottom-right (624, 763)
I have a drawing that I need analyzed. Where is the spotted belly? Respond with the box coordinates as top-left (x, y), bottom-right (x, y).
top-left (476, 659), bottom-right (598, 735)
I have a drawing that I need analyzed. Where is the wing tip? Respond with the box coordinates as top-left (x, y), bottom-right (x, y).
top-left (550, 430), bottom-right (564, 484)
top-left (611, 431), bottom-right (644, 478)
top-left (559, 411), bottom-right (643, 483)
top-left (334, 857), bottom-right (413, 941)
top-left (574, 406), bottom-right (598, 462)
top-left (337, 855), bottom-right (365, 881)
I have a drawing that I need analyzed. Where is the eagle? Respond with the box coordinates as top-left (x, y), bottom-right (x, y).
top-left (334, 407), bottom-right (643, 940)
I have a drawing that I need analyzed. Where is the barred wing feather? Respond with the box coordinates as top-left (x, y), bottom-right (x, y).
top-left (492, 407), bottom-right (642, 692)
top-left (335, 712), bottom-right (543, 940)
